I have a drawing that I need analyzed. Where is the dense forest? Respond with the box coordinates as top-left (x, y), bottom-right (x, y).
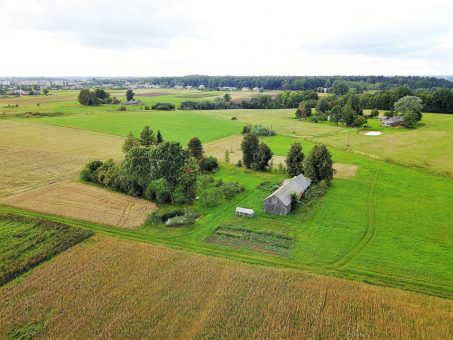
top-left (135, 75), bottom-right (453, 91)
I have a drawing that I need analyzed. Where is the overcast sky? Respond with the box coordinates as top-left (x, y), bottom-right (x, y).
top-left (1, 0), bottom-right (452, 77)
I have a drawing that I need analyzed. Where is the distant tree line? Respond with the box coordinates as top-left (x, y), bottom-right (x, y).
top-left (137, 75), bottom-right (452, 91)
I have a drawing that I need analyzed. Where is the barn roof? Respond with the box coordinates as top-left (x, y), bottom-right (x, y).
top-left (264, 174), bottom-right (311, 207)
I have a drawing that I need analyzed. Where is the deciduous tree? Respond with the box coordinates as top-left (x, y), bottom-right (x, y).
top-left (286, 142), bottom-right (304, 177)
top-left (241, 133), bottom-right (259, 168)
top-left (304, 145), bottom-right (334, 184)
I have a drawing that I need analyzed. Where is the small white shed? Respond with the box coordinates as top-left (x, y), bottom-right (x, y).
top-left (235, 207), bottom-right (255, 218)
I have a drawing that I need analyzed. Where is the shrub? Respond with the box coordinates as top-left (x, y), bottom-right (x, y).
top-left (147, 207), bottom-right (199, 226)
top-left (231, 116), bottom-right (237, 120)
top-left (237, 160), bottom-right (243, 167)
top-left (200, 156), bottom-right (219, 172)
top-left (145, 179), bottom-right (173, 204)
top-left (152, 102), bottom-right (175, 110)
top-left (223, 181), bottom-right (245, 199)
top-left (144, 105), bottom-right (150, 110)
top-left (242, 124), bottom-right (275, 136)
top-left (118, 105), bottom-right (127, 111)
top-left (257, 181), bottom-right (280, 192)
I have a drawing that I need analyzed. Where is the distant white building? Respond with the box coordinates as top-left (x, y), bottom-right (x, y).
top-left (253, 87), bottom-right (260, 91)
top-left (174, 85), bottom-right (184, 89)
top-left (186, 85), bottom-right (193, 90)
top-left (242, 87), bottom-right (250, 91)
top-left (198, 85), bottom-right (206, 90)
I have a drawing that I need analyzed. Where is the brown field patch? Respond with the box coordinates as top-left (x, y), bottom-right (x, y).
top-left (1, 234), bottom-right (452, 338)
top-left (135, 92), bottom-right (173, 97)
top-left (1, 181), bottom-right (156, 229)
top-left (204, 135), bottom-right (285, 165)
top-left (0, 120), bottom-right (123, 197)
top-left (333, 163), bottom-right (358, 178)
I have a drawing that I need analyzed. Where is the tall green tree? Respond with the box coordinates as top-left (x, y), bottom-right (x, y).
top-left (140, 126), bottom-right (156, 146)
top-left (304, 145), bottom-right (334, 184)
top-left (286, 142), bottom-right (304, 177)
top-left (253, 143), bottom-right (273, 171)
top-left (223, 93), bottom-right (232, 103)
top-left (241, 133), bottom-right (259, 168)
top-left (394, 95), bottom-right (423, 128)
top-left (178, 157), bottom-right (199, 203)
top-left (156, 130), bottom-right (163, 144)
top-left (126, 89), bottom-right (135, 101)
top-left (188, 137), bottom-right (204, 161)
top-left (295, 101), bottom-right (312, 119)
top-left (122, 132), bottom-right (139, 153)
top-left (78, 89), bottom-right (98, 106)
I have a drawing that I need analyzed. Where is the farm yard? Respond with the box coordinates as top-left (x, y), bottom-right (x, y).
top-left (1, 87), bottom-right (453, 336)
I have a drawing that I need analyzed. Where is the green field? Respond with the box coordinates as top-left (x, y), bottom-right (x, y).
top-left (35, 110), bottom-right (243, 144)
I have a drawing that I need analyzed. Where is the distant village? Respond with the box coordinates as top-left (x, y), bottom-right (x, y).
top-left (0, 78), bottom-right (265, 96)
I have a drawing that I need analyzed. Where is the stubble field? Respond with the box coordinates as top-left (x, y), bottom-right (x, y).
top-left (1, 181), bottom-right (156, 229)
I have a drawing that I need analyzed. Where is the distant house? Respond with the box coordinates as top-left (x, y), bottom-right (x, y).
top-left (253, 87), bottom-right (260, 92)
top-left (381, 116), bottom-right (404, 127)
top-left (198, 85), bottom-right (206, 90)
top-left (174, 85), bottom-right (184, 89)
top-left (186, 86), bottom-right (193, 90)
top-left (123, 100), bottom-right (143, 105)
top-left (235, 207), bottom-right (255, 218)
top-left (263, 174), bottom-right (311, 215)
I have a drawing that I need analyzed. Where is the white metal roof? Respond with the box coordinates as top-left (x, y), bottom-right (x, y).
top-left (235, 207), bottom-right (255, 215)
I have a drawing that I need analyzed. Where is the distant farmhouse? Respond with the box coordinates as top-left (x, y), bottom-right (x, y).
top-left (263, 174), bottom-right (311, 215)
top-left (379, 115), bottom-right (404, 127)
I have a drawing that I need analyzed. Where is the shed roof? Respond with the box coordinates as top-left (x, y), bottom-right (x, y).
top-left (235, 207), bottom-right (255, 215)
top-left (265, 174), bottom-right (311, 207)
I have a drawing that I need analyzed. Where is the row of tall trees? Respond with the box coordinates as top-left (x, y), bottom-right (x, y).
top-left (285, 142), bottom-right (334, 184)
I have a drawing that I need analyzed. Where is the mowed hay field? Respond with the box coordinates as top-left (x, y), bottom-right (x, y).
top-left (1, 235), bottom-right (452, 339)
top-left (1, 181), bottom-right (156, 229)
top-left (0, 120), bottom-right (123, 197)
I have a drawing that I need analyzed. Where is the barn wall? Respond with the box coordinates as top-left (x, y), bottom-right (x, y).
top-left (263, 196), bottom-right (290, 215)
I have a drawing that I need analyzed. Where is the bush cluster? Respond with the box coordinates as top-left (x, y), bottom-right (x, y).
top-left (151, 102), bottom-right (175, 110)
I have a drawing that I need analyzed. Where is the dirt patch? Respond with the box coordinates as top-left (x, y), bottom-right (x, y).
top-left (204, 135), bottom-right (285, 165)
top-left (207, 227), bottom-right (293, 256)
top-left (334, 163), bottom-right (358, 178)
top-left (1, 181), bottom-right (157, 229)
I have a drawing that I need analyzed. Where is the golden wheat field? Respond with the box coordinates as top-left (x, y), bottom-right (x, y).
top-left (1, 234), bottom-right (451, 339)
top-left (1, 181), bottom-right (156, 228)
top-left (0, 121), bottom-right (123, 197)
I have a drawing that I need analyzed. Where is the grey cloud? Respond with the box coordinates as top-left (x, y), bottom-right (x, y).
top-left (1, 0), bottom-right (197, 49)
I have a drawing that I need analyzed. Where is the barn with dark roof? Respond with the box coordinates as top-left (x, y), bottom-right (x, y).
top-left (263, 174), bottom-right (311, 215)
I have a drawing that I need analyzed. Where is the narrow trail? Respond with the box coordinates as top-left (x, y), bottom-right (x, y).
top-left (331, 169), bottom-right (379, 268)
